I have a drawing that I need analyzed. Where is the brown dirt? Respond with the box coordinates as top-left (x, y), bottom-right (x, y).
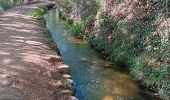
top-left (0, 2), bottom-right (76, 100)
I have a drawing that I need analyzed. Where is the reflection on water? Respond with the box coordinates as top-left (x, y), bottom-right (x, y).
top-left (44, 9), bottom-right (146, 100)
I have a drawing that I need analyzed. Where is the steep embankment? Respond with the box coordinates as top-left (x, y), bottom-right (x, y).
top-left (0, 2), bottom-right (76, 100)
top-left (55, 0), bottom-right (169, 99)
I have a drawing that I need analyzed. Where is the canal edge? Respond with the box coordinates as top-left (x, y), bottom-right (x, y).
top-left (32, 3), bottom-right (78, 99)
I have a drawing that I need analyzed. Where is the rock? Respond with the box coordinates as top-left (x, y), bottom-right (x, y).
top-left (62, 74), bottom-right (72, 79)
top-left (58, 65), bottom-right (71, 74)
top-left (51, 72), bottom-right (63, 80)
top-left (48, 57), bottom-right (63, 66)
top-left (70, 96), bottom-right (78, 100)
top-left (67, 19), bottom-right (74, 25)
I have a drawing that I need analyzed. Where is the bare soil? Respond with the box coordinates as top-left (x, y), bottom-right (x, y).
top-left (0, 2), bottom-right (76, 100)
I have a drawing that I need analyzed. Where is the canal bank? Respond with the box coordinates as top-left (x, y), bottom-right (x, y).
top-left (44, 9), bottom-right (154, 100)
top-left (52, 0), bottom-right (170, 99)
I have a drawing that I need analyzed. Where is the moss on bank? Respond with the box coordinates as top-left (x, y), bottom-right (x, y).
top-left (42, 24), bottom-right (61, 55)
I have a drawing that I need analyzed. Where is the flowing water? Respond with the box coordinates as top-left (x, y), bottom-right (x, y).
top-left (44, 9), bottom-right (150, 100)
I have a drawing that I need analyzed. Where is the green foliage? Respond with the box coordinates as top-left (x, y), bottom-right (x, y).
top-left (159, 78), bottom-right (170, 100)
top-left (69, 20), bottom-right (87, 39)
top-left (55, 0), bottom-right (170, 99)
top-left (87, 8), bottom-right (169, 98)
top-left (130, 52), bottom-right (170, 98)
top-left (31, 7), bottom-right (48, 17)
top-left (58, 10), bottom-right (67, 20)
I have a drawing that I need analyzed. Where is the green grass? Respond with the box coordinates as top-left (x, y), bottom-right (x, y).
top-left (69, 20), bottom-right (87, 39)
top-left (30, 7), bottom-right (48, 17)
top-left (58, 10), bottom-right (67, 20)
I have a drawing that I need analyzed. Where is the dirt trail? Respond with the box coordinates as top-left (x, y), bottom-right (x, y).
top-left (0, 2), bottom-right (76, 100)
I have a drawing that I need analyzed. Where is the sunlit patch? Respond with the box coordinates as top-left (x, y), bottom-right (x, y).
top-left (0, 23), bottom-right (22, 28)
top-left (112, 86), bottom-right (131, 95)
top-left (102, 73), bottom-right (140, 97)
top-left (0, 68), bottom-right (19, 76)
top-left (80, 57), bottom-right (87, 61)
top-left (70, 37), bottom-right (88, 44)
top-left (25, 40), bottom-right (43, 45)
top-left (14, 22), bottom-right (38, 28)
top-left (10, 36), bottom-right (25, 39)
top-left (59, 64), bottom-right (70, 69)
top-left (3, 13), bottom-right (20, 17)
top-left (2, 59), bottom-right (12, 64)
top-left (62, 74), bottom-right (71, 79)
top-left (3, 27), bottom-right (17, 30)
top-left (0, 74), bottom-right (11, 86)
top-left (113, 72), bottom-right (129, 79)
top-left (2, 25), bottom-right (34, 33)
top-left (101, 96), bottom-right (116, 100)
top-left (11, 39), bottom-right (25, 43)
top-left (10, 65), bottom-right (26, 71)
top-left (0, 51), bottom-right (10, 55)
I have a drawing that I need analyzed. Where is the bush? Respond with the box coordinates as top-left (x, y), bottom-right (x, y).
top-left (58, 10), bottom-right (67, 20)
top-left (31, 7), bottom-right (48, 17)
top-left (54, 0), bottom-right (170, 99)
top-left (69, 20), bottom-right (87, 39)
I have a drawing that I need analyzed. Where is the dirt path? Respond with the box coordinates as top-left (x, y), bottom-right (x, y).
top-left (0, 2), bottom-right (76, 100)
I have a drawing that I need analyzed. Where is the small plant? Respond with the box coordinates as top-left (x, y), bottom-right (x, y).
top-left (58, 10), bottom-right (67, 20)
top-left (30, 7), bottom-right (48, 17)
top-left (69, 20), bottom-right (87, 39)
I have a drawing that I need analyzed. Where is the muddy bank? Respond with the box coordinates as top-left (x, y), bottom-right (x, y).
top-left (0, 2), bottom-right (76, 100)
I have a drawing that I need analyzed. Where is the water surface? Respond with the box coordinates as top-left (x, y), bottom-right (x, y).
top-left (45, 9), bottom-right (146, 100)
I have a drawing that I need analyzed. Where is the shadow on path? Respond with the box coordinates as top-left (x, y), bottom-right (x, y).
top-left (0, 2), bottom-right (76, 100)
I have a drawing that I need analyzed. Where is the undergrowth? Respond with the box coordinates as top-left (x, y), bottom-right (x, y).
top-left (55, 0), bottom-right (170, 99)
top-left (69, 20), bottom-right (87, 39)
top-left (30, 7), bottom-right (48, 17)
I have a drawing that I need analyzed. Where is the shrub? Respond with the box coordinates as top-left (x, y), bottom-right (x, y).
top-left (58, 10), bottom-right (67, 20)
top-left (30, 7), bottom-right (48, 17)
top-left (54, 0), bottom-right (170, 99)
top-left (69, 20), bottom-right (87, 39)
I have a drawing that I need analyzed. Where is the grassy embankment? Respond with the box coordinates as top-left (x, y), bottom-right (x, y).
top-left (55, 0), bottom-right (169, 99)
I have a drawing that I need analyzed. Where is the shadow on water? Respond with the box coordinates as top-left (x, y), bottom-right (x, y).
top-left (44, 9), bottom-right (150, 100)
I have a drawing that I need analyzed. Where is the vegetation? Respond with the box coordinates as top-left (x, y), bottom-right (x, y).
top-left (69, 20), bottom-right (87, 39)
top-left (58, 10), bottom-right (67, 20)
top-left (0, 0), bottom-right (23, 12)
top-left (56, 0), bottom-right (170, 99)
top-left (30, 7), bottom-right (48, 17)
top-left (0, 0), bottom-right (169, 99)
